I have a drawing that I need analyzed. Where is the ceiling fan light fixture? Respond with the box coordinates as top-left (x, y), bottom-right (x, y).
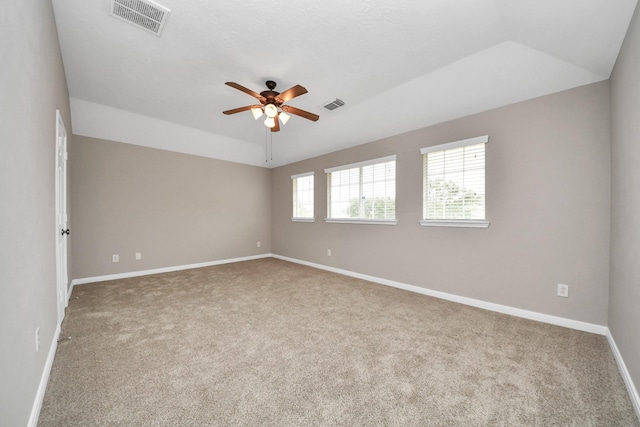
top-left (264, 103), bottom-right (278, 118)
top-left (264, 117), bottom-right (275, 128)
top-left (279, 112), bottom-right (290, 125)
top-left (251, 107), bottom-right (263, 120)
top-left (223, 81), bottom-right (320, 131)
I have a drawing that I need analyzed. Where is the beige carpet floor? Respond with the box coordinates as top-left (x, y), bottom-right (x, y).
top-left (39, 258), bottom-right (638, 426)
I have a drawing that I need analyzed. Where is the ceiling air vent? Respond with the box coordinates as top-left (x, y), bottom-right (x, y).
top-left (109, 0), bottom-right (171, 36)
top-left (322, 98), bottom-right (345, 111)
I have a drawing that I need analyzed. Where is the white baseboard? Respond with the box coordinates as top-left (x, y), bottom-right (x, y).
top-left (67, 281), bottom-right (74, 302)
top-left (65, 253), bottom-right (638, 420)
top-left (68, 252), bottom-right (606, 334)
top-left (273, 254), bottom-right (640, 419)
top-left (70, 253), bottom-right (272, 287)
top-left (606, 329), bottom-right (640, 420)
top-left (272, 254), bottom-right (607, 335)
top-left (28, 323), bottom-right (61, 427)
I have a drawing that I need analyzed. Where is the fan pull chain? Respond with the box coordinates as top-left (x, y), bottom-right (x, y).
top-left (264, 127), bottom-right (274, 162)
top-left (265, 127), bottom-right (268, 163)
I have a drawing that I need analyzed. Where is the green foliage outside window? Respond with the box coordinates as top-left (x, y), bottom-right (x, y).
top-left (348, 196), bottom-right (395, 219)
top-left (425, 178), bottom-right (483, 220)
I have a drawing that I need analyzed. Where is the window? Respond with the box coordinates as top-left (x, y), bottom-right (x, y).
top-left (421, 135), bottom-right (489, 228)
top-left (292, 172), bottom-right (314, 221)
top-left (325, 155), bottom-right (396, 225)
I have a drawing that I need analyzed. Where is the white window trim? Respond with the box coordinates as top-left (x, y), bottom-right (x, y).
top-left (420, 135), bottom-right (488, 154)
top-left (291, 171), bottom-right (315, 222)
top-left (325, 218), bottom-right (397, 226)
top-left (325, 155), bottom-right (397, 223)
top-left (291, 171), bottom-right (314, 179)
top-left (324, 155), bottom-right (397, 174)
top-left (292, 217), bottom-right (316, 223)
top-left (419, 219), bottom-right (489, 228)
top-left (421, 135), bottom-right (489, 229)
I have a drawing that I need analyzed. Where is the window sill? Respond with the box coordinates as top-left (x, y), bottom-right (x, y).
top-left (325, 218), bottom-right (398, 226)
top-left (291, 218), bottom-right (315, 223)
top-left (419, 219), bottom-right (490, 228)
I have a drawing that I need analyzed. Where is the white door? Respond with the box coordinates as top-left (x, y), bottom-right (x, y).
top-left (55, 110), bottom-right (69, 324)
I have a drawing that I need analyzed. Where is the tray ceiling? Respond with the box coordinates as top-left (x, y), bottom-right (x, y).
top-left (52, 0), bottom-right (637, 167)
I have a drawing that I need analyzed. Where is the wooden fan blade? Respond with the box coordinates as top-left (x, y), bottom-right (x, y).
top-left (271, 116), bottom-right (281, 132)
top-left (225, 82), bottom-right (266, 102)
top-left (281, 105), bottom-right (320, 122)
top-left (275, 85), bottom-right (308, 104)
top-left (222, 105), bottom-right (262, 115)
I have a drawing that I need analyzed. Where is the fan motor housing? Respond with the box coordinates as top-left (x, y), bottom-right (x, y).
top-left (260, 81), bottom-right (281, 105)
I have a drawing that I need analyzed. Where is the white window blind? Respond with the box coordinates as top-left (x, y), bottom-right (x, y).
top-left (421, 136), bottom-right (488, 224)
top-left (325, 155), bottom-right (396, 223)
top-left (292, 172), bottom-right (314, 220)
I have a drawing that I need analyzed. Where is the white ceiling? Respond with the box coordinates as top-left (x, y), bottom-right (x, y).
top-left (52, 0), bottom-right (637, 168)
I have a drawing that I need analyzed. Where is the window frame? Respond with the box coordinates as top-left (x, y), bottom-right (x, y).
top-left (324, 155), bottom-right (397, 226)
top-left (420, 135), bottom-right (489, 229)
top-left (291, 171), bottom-right (315, 222)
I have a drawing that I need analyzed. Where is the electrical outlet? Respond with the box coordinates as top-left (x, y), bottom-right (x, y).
top-left (327, 249), bottom-right (332, 257)
top-left (557, 283), bottom-right (569, 298)
top-left (257, 241), bottom-right (261, 248)
top-left (35, 327), bottom-right (40, 352)
top-left (135, 252), bottom-right (142, 260)
top-left (112, 254), bottom-right (119, 263)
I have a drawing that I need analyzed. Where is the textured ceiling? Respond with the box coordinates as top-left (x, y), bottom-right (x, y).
top-left (52, 0), bottom-right (637, 167)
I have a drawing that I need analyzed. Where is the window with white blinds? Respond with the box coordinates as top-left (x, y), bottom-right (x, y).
top-left (292, 172), bottom-right (314, 221)
top-left (325, 155), bottom-right (396, 225)
top-left (421, 136), bottom-right (489, 228)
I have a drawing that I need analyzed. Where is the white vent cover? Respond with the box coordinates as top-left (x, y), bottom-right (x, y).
top-left (110, 0), bottom-right (171, 36)
top-left (322, 98), bottom-right (345, 111)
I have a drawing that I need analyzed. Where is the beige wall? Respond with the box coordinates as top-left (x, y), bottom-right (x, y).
top-left (69, 136), bottom-right (271, 279)
top-left (1, 1), bottom-right (635, 422)
top-left (610, 4), bottom-right (640, 397)
top-left (272, 81), bottom-right (611, 325)
top-left (0, 1), bottom-right (72, 425)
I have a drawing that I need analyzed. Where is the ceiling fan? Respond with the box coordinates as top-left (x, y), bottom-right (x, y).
top-left (223, 80), bottom-right (319, 132)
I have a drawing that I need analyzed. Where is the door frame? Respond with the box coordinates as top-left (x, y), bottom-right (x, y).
top-left (55, 110), bottom-right (68, 324)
